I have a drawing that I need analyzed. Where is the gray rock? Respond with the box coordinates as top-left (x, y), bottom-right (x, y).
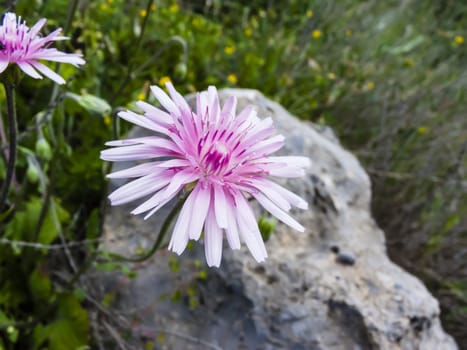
top-left (100, 89), bottom-right (457, 350)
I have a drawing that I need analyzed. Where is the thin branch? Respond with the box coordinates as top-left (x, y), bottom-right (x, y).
top-left (0, 237), bottom-right (104, 250)
top-left (103, 320), bottom-right (129, 350)
top-left (0, 83), bottom-right (17, 212)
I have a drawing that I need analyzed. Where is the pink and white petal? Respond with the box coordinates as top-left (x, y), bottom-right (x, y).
top-left (160, 169), bottom-right (199, 203)
top-left (213, 184), bottom-right (228, 229)
top-left (150, 85), bottom-right (178, 115)
top-left (28, 18), bottom-right (47, 38)
top-left (204, 205), bottom-right (223, 267)
top-left (108, 173), bottom-right (170, 205)
top-left (207, 86), bottom-right (220, 124)
top-left (249, 181), bottom-right (291, 212)
top-left (141, 170), bottom-right (197, 219)
top-left (106, 162), bottom-right (164, 179)
top-left (118, 110), bottom-right (169, 134)
top-left (157, 159), bottom-right (191, 168)
top-left (188, 183), bottom-right (211, 240)
top-left (17, 62), bottom-right (42, 80)
top-left (105, 136), bottom-right (157, 147)
top-left (136, 101), bottom-right (173, 125)
top-left (30, 61), bottom-right (66, 84)
top-left (143, 191), bottom-right (181, 220)
top-left (259, 179), bottom-right (308, 210)
top-left (166, 82), bottom-right (191, 114)
top-left (241, 117), bottom-right (275, 147)
top-left (267, 156), bottom-right (311, 168)
top-left (168, 192), bottom-right (197, 255)
top-left (269, 167), bottom-right (306, 178)
top-left (220, 95), bottom-right (237, 123)
top-left (100, 144), bottom-right (173, 161)
top-left (131, 187), bottom-right (169, 215)
top-left (235, 192), bottom-right (268, 262)
top-left (254, 192), bottom-right (305, 232)
top-left (33, 50), bottom-right (85, 65)
top-left (244, 135), bottom-right (285, 158)
top-left (0, 60), bottom-right (9, 74)
top-left (225, 195), bottom-right (241, 250)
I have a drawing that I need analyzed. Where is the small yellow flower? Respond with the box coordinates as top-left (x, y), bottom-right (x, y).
top-left (192, 17), bottom-right (201, 28)
top-left (170, 4), bottom-right (179, 13)
top-left (454, 35), bottom-right (464, 45)
top-left (158, 76), bottom-right (171, 87)
top-left (404, 58), bottom-right (414, 67)
top-left (417, 126), bottom-right (429, 135)
top-left (327, 72), bottom-right (336, 80)
top-left (227, 74), bottom-right (238, 85)
top-left (306, 10), bottom-right (313, 18)
top-left (140, 9), bottom-right (147, 17)
top-left (137, 92), bottom-right (146, 101)
top-left (244, 28), bottom-right (253, 37)
top-left (151, 4), bottom-right (156, 11)
top-left (312, 30), bottom-right (322, 39)
top-left (100, 3), bottom-right (109, 11)
top-left (224, 45), bottom-right (235, 55)
top-left (345, 29), bottom-right (352, 38)
top-left (104, 115), bottom-right (111, 126)
top-left (107, 0), bottom-right (113, 3)
top-left (366, 81), bottom-right (375, 90)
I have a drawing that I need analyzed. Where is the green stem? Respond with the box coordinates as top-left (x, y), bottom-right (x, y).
top-left (106, 197), bottom-right (185, 263)
top-left (110, 0), bottom-right (154, 104)
top-left (0, 83), bottom-right (17, 212)
top-left (64, 0), bottom-right (80, 35)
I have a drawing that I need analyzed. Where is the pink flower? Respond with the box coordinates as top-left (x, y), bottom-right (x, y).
top-left (0, 12), bottom-right (85, 84)
top-left (101, 83), bottom-right (310, 267)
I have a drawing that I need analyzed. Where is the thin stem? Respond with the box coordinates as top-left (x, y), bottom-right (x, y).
top-left (0, 83), bottom-right (17, 212)
top-left (64, 0), bottom-right (80, 35)
top-left (110, 0), bottom-right (154, 104)
top-left (105, 197), bottom-right (185, 263)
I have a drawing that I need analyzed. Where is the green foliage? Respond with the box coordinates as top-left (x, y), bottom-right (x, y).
top-left (33, 294), bottom-right (89, 350)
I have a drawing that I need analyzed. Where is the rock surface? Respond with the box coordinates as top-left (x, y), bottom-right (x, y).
top-left (101, 89), bottom-right (458, 350)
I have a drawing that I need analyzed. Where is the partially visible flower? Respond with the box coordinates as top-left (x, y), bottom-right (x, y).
top-left (366, 81), bottom-right (375, 91)
top-left (158, 76), bottom-right (171, 87)
top-left (306, 10), bottom-right (313, 18)
top-left (101, 83), bottom-right (310, 267)
top-left (312, 29), bottom-right (322, 39)
top-left (0, 13), bottom-right (85, 84)
top-left (244, 27), bottom-right (253, 37)
top-left (140, 9), bottom-right (148, 17)
top-left (454, 35), bottom-right (464, 45)
top-left (227, 73), bottom-right (238, 84)
top-left (169, 4), bottom-right (179, 14)
top-left (417, 126), bottom-right (429, 135)
top-left (224, 45), bottom-right (235, 55)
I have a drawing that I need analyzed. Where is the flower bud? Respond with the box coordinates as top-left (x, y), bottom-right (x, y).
top-left (174, 62), bottom-right (187, 80)
top-left (35, 138), bottom-right (52, 161)
top-left (258, 217), bottom-right (276, 242)
top-left (26, 161), bottom-right (40, 183)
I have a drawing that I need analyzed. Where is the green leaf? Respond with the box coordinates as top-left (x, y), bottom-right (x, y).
top-left (65, 92), bottom-right (111, 117)
top-left (85, 209), bottom-right (100, 240)
top-left (33, 293), bottom-right (89, 350)
top-left (29, 266), bottom-right (52, 303)
top-left (0, 310), bottom-right (12, 327)
top-left (37, 197), bottom-right (70, 245)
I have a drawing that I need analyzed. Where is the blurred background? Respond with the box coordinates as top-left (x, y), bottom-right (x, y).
top-left (1, 0), bottom-right (466, 348)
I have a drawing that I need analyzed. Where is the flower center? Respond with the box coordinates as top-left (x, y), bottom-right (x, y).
top-left (202, 141), bottom-right (231, 175)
